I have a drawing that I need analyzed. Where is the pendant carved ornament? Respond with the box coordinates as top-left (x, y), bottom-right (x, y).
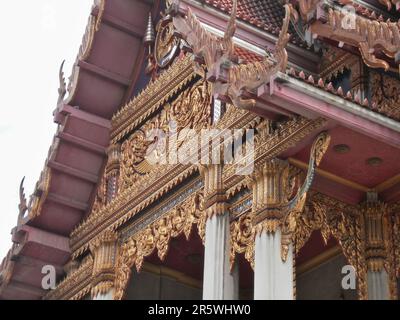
top-left (113, 192), bottom-right (205, 300)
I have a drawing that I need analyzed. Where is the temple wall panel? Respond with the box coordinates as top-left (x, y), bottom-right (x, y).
top-left (297, 254), bottom-right (358, 300)
top-left (125, 270), bottom-right (202, 300)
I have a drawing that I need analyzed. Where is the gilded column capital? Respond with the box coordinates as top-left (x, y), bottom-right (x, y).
top-left (89, 230), bottom-right (119, 299)
top-left (199, 164), bottom-right (227, 218)
top-left (361, 192), bottom-right (388, 272)
top-left (106, 143), bottom-right (121, 174)
top-left (250, 159), bottom-right (292, 234)
top-left (247, 132), bottom-right (330, 261)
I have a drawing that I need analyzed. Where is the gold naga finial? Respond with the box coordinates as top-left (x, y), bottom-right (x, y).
top-left (280, 131), bottom-right (331, 261)
top-left (226, 4), bottom-right (296, 109)
top-left (57, 60), bottom-right (66, 106)
top-left (172, 0), bottom-right (238, 75)
top-left (18, 177), bottom-right (28, 223)
top-left (173, 1), bottom-right (297, 108)
top-left (223, 0), bottom-right (238, 59)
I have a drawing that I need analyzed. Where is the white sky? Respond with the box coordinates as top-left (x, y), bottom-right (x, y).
top-left (0, 1), bottom-right (93, 260)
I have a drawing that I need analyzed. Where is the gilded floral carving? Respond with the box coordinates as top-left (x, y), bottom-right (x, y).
top-left (113, 192), bottom-right (204, 300)
top-left (371, 72), bottom-right (400, 120)
top-left (119, 80), bottom-right (211, 191)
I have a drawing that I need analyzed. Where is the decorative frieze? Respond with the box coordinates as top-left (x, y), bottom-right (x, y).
top-left (113, 192), bottom-right (205, 300)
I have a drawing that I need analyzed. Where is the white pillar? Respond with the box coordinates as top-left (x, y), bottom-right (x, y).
top-left (367, 270), bottom-right (389, 300)
top-left (203, 212), bottom-right (239, 300)
top-left (254, 229), bottom-right (293, 300)
top-left (93, 288), bottom-right (114, 300)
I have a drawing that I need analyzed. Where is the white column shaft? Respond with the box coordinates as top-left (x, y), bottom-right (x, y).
top-left (203, 213), bottom-right (238, 300)
top-left (254, 229), bottom-right (293, 300)
top-left (367, 270), bottom-right (389, 300)
top-left (93, 289), bottom-right (114, 300)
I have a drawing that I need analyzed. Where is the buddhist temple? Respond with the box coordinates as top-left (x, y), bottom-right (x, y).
top-left (0, 0), bottom-right (399, 300)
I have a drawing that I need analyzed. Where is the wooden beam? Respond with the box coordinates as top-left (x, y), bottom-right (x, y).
top-left (78, 60), bottom-right (130, 87)
top-left (288, 158), bottom-right (369, 193)
top-left (57, 132), bottom-right (107, 156)
top-left (47, 160), bottom-right (98, 184)
top-left (47, 192), bottom-right (89, 211)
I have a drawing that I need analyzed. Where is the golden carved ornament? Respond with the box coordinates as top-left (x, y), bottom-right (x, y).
top-left (295, 0), bottom-right (320, 21)
top-left (386, 204), bottom-right (400, 300)
top-left (173, 0), bottom-right (237, 76)
top-left (45, 255), bottom-right (94, 300)
top-left (28, 168), bottom-right (52, 219)
top-left (173, 2), bottom-right (296, 109)
top-left (111, 55), bottom-right (196, 142)
top-left (155, 19), bottom-right (181, 69)
top-left (113, 192), bottom-right (204, 300)
top-left (230, 212), bottom-right (255, 269)
top-left (199, 164), bottom-right (228, 219)
top-left (294, 192), bottom-right (367, 299)
top-left (250, 132), bottom-right (330, 262)
top-left (311, 8), bottom-right (400, 72)
top-left (225, 4), bottom-right (297, 109)
top-left (71, 114), bottom-right (326, 259)
top-left (65, 1), bottom-right (104, 105)
top-left (377, 0), bottom-right (400, 11)
top-left (89, 230), bottom-right (118, 297)
top-left (230, 131), bottom-right (330, 267)
top-left (86, 79), bottom-right (211, 221)
top-left (370, 72), bottom-right (400, 120)
top-left (119, 80), bottom-right (211, 191)
top-left (360, 198), bottom-right (388, 273)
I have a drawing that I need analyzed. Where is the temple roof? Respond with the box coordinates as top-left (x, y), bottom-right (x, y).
top-left (205, 0), bottom-right (307, 47)
top-left (0, 0), bottom-right (399, 300)
top-left (0, 0), bottom-right (160, 300)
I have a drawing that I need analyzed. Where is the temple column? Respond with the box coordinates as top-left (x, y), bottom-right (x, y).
top-left (90, 231), bottom-right (118, 300)
top-left (362, 192), bottom-right (390, 300)
top-left (250, 159), bottom-right (294, 300)
top-left (105, 143), bottom-right (121, 203)
top-left (201, 164), bottom-right (239, 300)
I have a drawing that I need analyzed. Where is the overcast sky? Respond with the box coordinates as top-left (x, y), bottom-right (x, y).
top-left (0, 1), bottom-right (93, 260)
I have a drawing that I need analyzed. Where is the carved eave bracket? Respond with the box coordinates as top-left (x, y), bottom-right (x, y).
top-left (294, 0), bottom-right (400, 73)
top-left (378, 0), bottom-right (400, 12)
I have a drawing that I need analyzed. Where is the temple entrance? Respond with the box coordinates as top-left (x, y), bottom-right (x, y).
top-left (125, 231), bottom-right (204, 300)
top-left (296, 230), bottom-right (358, 300)
top-left (236, 254), bottom-right (254, 300)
